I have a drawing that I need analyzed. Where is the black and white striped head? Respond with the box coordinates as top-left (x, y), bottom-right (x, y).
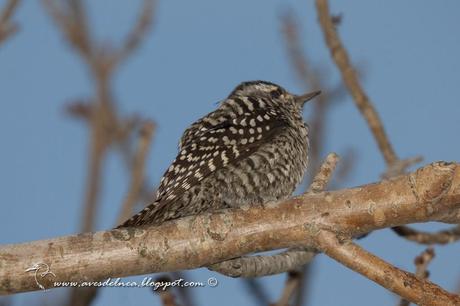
top-left (229, 80), bottom-right (320, 111)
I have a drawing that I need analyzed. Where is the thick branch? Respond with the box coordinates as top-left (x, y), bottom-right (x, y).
top-left (1, 162), bottom-right (460, 296)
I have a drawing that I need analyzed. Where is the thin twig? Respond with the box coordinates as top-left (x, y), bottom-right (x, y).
top-left (307, 152), bottom-right (339, 193)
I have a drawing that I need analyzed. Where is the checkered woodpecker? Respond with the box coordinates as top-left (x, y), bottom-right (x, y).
top-left (119, 80), bottom-right (320, 227)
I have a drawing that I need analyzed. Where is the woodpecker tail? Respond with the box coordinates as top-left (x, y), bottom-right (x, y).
top-left (116, 201), bottom-right (159, 229)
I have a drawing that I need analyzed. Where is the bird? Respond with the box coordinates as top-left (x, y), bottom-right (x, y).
top-left (118, 80), bottom-right (320, 228)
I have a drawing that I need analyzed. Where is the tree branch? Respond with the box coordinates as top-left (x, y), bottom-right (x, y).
top-left (315, 0), bottom-right (397, 165)
top-left (315, 231), bottom-right (457, 306)
top-left (1, 161), bottom-right (460, 303)
top-left (209, 248), bottom-right (317, 278)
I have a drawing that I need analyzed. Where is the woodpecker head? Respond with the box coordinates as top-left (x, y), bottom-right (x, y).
top-left (229, 80), bottom-right (321, 111)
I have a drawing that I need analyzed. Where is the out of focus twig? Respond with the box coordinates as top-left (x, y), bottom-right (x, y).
top-left (115, 0), bottom-right (155, 64)
top-left (392, 225), bottom-right (460, 245)
top-left (153, 276), bottom-right (179, 306)
top-left (117, 121), bottom-right (155, 224)
top-left (42, 1), bottom-right (156, 306)
top-left (209, 248), bottom-right (317, 278)
top-left (273, 271), bottom-right (302, 306)
top-left (282, 12), bottom-right (335, 178)
top-left (0, 0), bottom-right (20, 46)
top-left (244, 279), bottom-right (271, 306)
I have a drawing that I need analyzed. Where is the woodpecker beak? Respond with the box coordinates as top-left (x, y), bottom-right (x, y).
top-left (295, 90), bottom-right (321, 106)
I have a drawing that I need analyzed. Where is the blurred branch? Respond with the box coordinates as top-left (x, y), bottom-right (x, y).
top-left (169, 271), bottom-right (196, 306)
top-left (115, 0), bottom-right (156, 64)
top-left (65, 100), bottom-right (156, 206)
top-left (243, 279), bottom-right (271, 306)
top-left (44, 0), bottom-right (115, 233)
top-left (392, 225), bottom-right (460, 245)
top-left (152, 276), bottom-right (179, 306)
top-left (281, 12), bottom-right (336, 178)
top-left (273, 271), bottom-right (302, 306)
top-left (42, 1), bottom-right (156, 306)
top-left (117, 121), bottom-right (155, 224)
top-left (209, 248), bottom-right (317, 278)
top-left (0, 0), bottom-right (20, 45)
top-left (398, 247), bottom-right (435, 306)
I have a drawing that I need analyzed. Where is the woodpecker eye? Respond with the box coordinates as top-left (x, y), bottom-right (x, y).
top-left (270, 88), bottom-right (282, 99)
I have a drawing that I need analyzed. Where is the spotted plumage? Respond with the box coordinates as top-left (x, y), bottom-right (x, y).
top-left (118, 80), bottom-right (320, 228)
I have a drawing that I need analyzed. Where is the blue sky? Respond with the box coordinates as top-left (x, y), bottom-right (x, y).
top-left (1, 0), bottom-right (459, 305)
